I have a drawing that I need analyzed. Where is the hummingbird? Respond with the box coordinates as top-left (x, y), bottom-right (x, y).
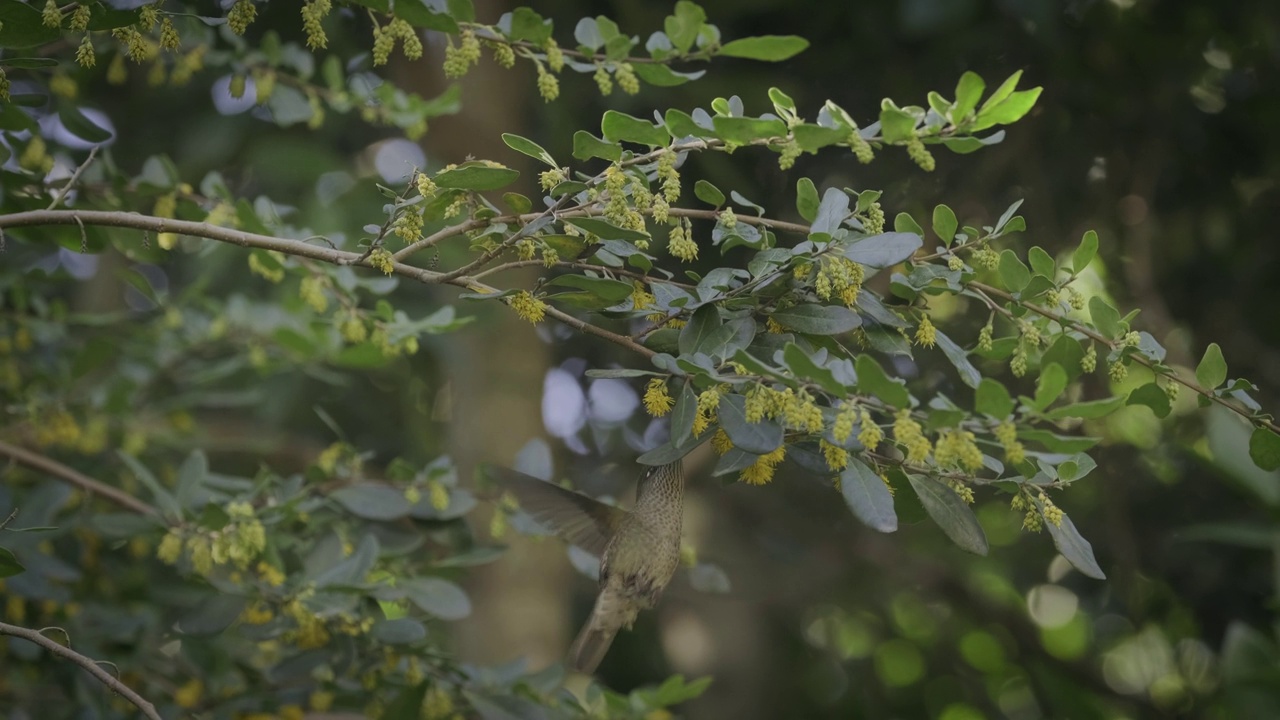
top-left (483, 461), bottom-right (685, 674)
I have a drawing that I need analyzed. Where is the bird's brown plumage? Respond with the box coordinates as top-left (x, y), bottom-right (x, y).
top-left (483, 462), bottom-right (686, 674)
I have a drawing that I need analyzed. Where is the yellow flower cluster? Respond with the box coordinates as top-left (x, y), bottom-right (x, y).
top-left (487, 39), bottom-right (516, 68)
top-left (657, 150), bottom-right (681, 203)
top-left (1082, 344), bottom-right (1097, 373)
top-left (615, 62), bottom-right (640, 95)
top-left (508, 290), bottom-right (547, 324)
top-left (643, 378), bottom-right (674, 417)
top-left (299, 275), bottom-right (329, 313)
top-left (668, 219), bottom-right (698, 262)
top-left (210, 501), bottom-right (267, 569)
top-left (945, 478), bottom-right (975, 504)
top-left (847, 129), bottom-right (874, 164)
top-left (301, 0), bottom-right (331, 49)
top-left (443, 28), bottom-right (481, 77)
top-left (593, 63), bottom-right (612, 94)
top-left (740, 445), bottom-right (786, 485)
top-left (905, 136), bottom-right (936, 172)
top-left (536, 63), bottom-right (560, 102)
top-left (1068, 287), bottom-right (1086, 310)
top-left (864, 202), bottom-right (886, 235)
top-left (1108, 359), bottom-right (1128, 383)
top-left (914, 313), bottom-right (937, 348)
top-left (1039, 491), bottom-right (1063, 527)
top-left (692, 387), bottom-right (722, 436)
top-left (544, 38), bottom-right (564, 72)
top-left (814, 256), bottom-right (865, 307)
top-left (75, 36), bottom-right (95, 68)
top-left (631, 282), bottom-right (655, 311)
top-left (367, 248), bottom-right (395, 275)
top-left (284, 593), bottom-right (331, 649)
top-left (41, 0), bottom-right (61, 28)
top-left (820, 439), bottom-right (849, 471)
top-left (973, 246), bottom-right (999, 270)
top-left (392, 206), bottom-right (424, 243)
top-left (858, 408), bottom-right (884, 450)
top-left (977, 322), bottom-right (993, 352)
top-left (994, 421), bottom-right (1024, 464)
top-left (539, 168), bottom-right (565, 191)
top-left (892, 409), bottom-right (931, 464)
top-left (711, 428), bottom-right (734, 455)
top-left (227, 0), bottom-right (257, 35)
top-left (832, 403), bottom-right (857, 443)
top-left (1010, 345), bottom-right (1028, 377)
top-left (602, 165), bottom-right (645, 234)
top-left (160, 17), bottom-right (180, 50)
top-left (374, 18), bottom-right (423, 65)
top-left (743, 385), bottom-right (824, 433)
top-left (933, 429), bottom-right (984, 472)
top-left (429, 479), bottom-right (450, 511)
top-left (948, 255), bottom-right (964, 271)
top-left (777, 139), bottom-right (801, 170)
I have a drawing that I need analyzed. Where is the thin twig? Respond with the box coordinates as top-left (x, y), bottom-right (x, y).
top-left (0, 439), bottom-right (158, 517)
top-left (969, 281), bottom-right (1280, 435)
top-left (47, 146), bottom-right (99, 211)
top-left (0, 622), bottom-right (164, 720)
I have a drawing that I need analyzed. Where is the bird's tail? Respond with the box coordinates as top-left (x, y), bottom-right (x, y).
top-left (567, 619), bottom-right (619, 675)
top-left (567, 589), bottom-right (632, 674)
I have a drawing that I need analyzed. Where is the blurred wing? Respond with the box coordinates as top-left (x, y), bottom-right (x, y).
top-left (482, 464), bottom-right (628, 557)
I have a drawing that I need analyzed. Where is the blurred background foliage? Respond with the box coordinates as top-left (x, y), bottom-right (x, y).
top-left (1, 0), bottom-right (1279, 719)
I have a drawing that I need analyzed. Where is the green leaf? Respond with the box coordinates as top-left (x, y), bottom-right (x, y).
top-left (402, 577), bottom-right (472, 620)
top-left (383, 682), bottom-right (430, 720)
top-left (563, 217), bottom-right (649, 241)
top-left (58, 106), bottom-right (112, 143)
top-left (330, 483), bottom-right (411, 521)
top-left (1044, 512), bottom-right (1106, 579)
top-left (434, 162), bottom-right (519, 191)
top-left (117, 451), bottom-right (181, 519)
top-left (694, 180), bottom-right (726, 207)
top-left (1249, 428), bottom-right (1280, 472)
top-left (571, 131), bottom-right (622, 162)
top-left (0, 0), bottom-right (60, 48)
top-left (975, 378), bottom-right (1015, 418)
top-left (1196, 343), bottom-right (1227, 390)
top-left (546, 275), bottom-right (633, 304)
top-left (1028, 246), bottom-right (1055, 278)
top-left (0, 56), bottom-right (56, 68)
top-left (663, 1), bottom-right (705, 53)
top-left (679, 304), bottom-right (723, 355)
top-left (932, 204), bottom-right (958, 247)
top-left (855, 355), bottom-right (910, 407)
top-left (717, 35), bottom-right (809, 61)
top-left (585, 368), bottom-right (661, 379)
top-left (501, 133), bottom-right (555, 166)
top-left (792, 123), bottom-right (848, 152)
top-left (718, 394), bottom-right (783, 454)
top-left (0, 547), bottom-right (23, 578)
top-left (952, 72), bottom-right (986, 121)
top-left (893, 212), bottom-right (924, 236)
top-left (712, 116), bottom-right (788, 144)
top-left (908, 474), bottom-right (988, 555)
top-left (444, 0), bottom-right (474, 22)
top-left (841, 459), bottom-right (897, 533)
top-left (1018, 429), bottom-right (1100, 453)
top-left (782, 342), bottom-right (843, 395)
top-left (1032, 363), bottom-right (1068, 411)
top-left (1088, 296), bottom-right (1123, 338)
top-left (935, 331), bottom-right (981, 388)
top-left (997, 250), bottom-right (1031, 292)
top-left (770, 304), bottom-right (861, 335)
top-left (1072, 230), bottom-right (1098, 274)
top-left (502, 192), bottom-right (532, 214)
top-left (637, 432), bottom-right (711, 465)
top-left (670, 384), bottom-right (698, 447)
top-left (973, 87), bottom-right (1043, 132)
top-left (372, 617), bottom-right (428, 644)
top-left (175, 450), bottom-right (209, 510)
top-left (809, 187), bottom-right (851, 243)
top-left (601, 110), bottom-right (668, 146)
top-left (1044, 395), bottom-right (1126, 420)
top-left (878, 100), bottom-right (917, 143)
top-left (843, 232), bottom-right (923, 268)
top-left (1127, 382), bottom-right (1171, 418)
top-left (177, 594), bottom-right (248, 636)
top-left (796, 178), bottom-right (820, 223)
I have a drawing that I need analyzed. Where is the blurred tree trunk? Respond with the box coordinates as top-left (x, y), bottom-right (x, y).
top-left (397, 2), bottom-right (570, 668)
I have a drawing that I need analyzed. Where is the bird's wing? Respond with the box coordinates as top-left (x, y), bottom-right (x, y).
top-left (481, 464), bottom-right (628, 558)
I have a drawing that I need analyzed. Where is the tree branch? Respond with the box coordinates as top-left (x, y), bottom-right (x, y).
top-left (0, 210), bottom-right (650, 360)
top-left (0, 621), bottom-right (164, 720)
top-left (969, 281), bottom-right (1280, 435)
top-left (0, 440), bottom-right (158, 517)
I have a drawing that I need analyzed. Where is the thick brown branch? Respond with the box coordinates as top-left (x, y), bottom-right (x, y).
top-left (0, 622), bottom-right (164, 720)
top-left (0, 440), bottom-right (157, 517)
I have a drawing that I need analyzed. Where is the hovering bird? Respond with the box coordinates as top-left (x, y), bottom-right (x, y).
top-left (483, 461), bottom-right (686, 674)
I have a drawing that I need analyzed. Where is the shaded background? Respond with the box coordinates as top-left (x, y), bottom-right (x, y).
top-left (75, 0), bottom-right (1280, 717)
